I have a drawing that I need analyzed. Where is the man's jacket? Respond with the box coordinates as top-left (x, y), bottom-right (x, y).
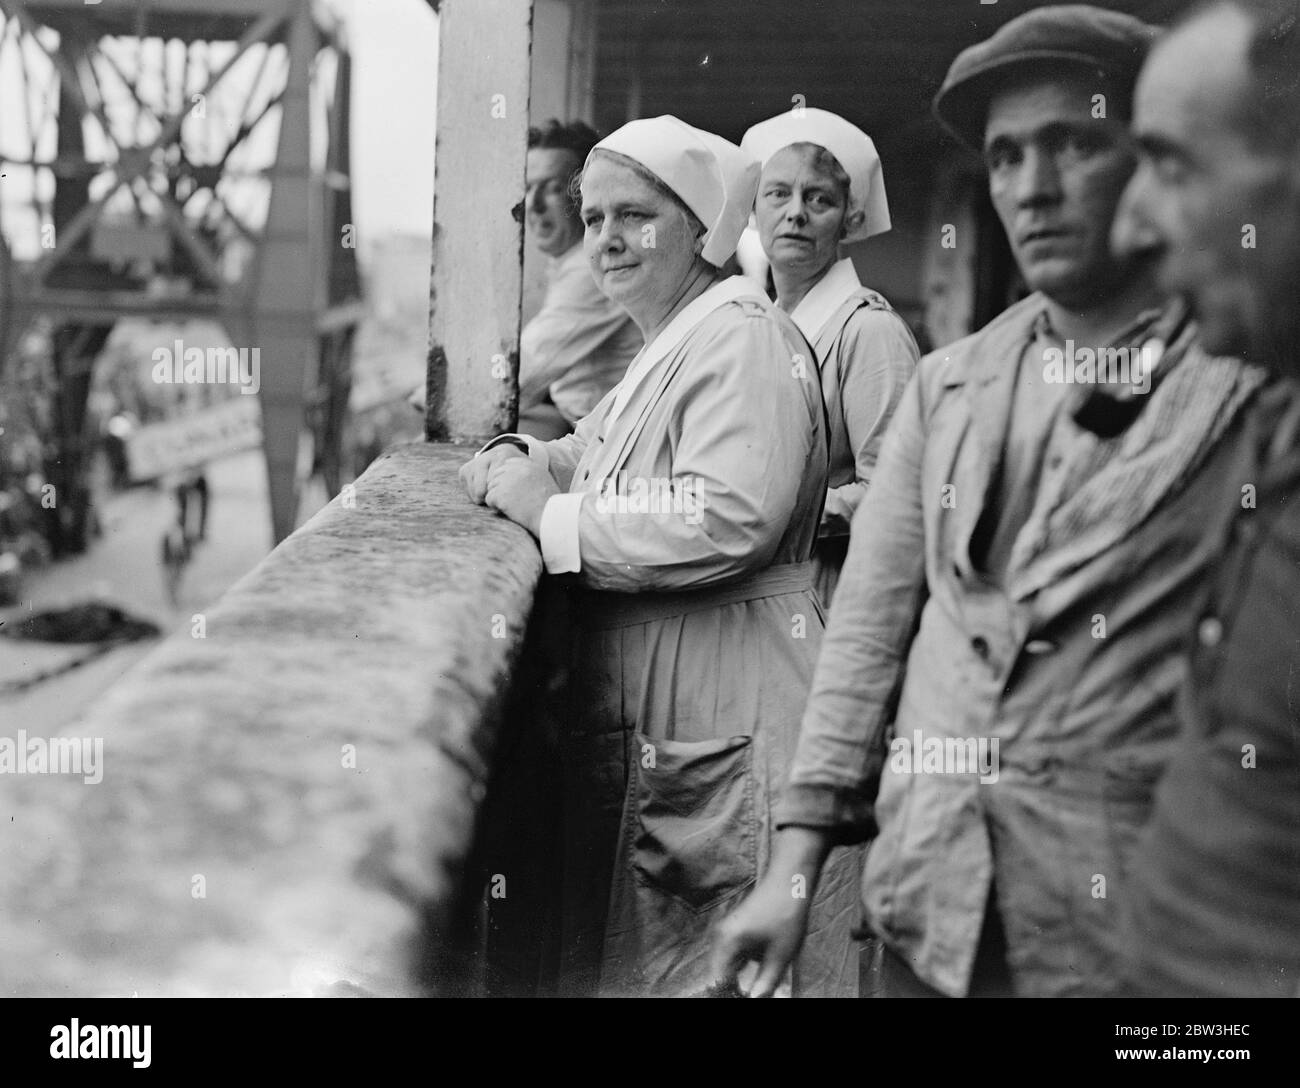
top-left (1124, 377), bottom-right (1300, 996)
top-left (777, 292), bottom-right (1266, 996)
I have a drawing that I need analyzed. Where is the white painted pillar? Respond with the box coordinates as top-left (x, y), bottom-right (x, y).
top-left (425, 0), bottom-right (534, 444)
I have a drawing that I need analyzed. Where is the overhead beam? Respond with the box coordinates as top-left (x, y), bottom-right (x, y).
top-left (22, 1), bottom-right (293, 285)
top-left (4, 285), bottom-right (223, 323)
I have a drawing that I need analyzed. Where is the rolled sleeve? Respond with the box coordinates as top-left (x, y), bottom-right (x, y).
top-left (778, 367), bottom-right (931, 838)
top-left (775, 782), bottom-right (878, 841)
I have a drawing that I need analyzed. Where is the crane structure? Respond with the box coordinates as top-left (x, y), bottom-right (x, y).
top-left (0, 0), bottom-right (362, 550)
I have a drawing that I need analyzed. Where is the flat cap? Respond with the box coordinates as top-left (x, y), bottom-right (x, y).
top-left (933, 4), bottom-right (1159, 150)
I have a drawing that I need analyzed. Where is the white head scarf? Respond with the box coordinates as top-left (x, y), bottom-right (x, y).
top-left (741, 107), bottom-right (891, 243)
top-left (588, 115), bottom-right (760, 267)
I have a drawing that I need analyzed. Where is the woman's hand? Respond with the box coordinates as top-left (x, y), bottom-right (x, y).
top-left (485, 455), bottom-right (560, 537)
top-left (460, 444), bottom-right (525, 505)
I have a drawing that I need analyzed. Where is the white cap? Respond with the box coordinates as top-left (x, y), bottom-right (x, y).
top-left (741, 107), bottom-right (891, 243)
top-left (589, 115), bottom-right (760, 267)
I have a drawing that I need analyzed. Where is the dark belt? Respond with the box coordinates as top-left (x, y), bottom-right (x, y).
top-left (574, 561), bottom-right (814, 631)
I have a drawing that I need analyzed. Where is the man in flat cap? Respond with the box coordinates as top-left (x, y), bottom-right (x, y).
top-left (715, 5), bottom-right (1267, 997)
top-left (1110, 0), bottom-right (1300, 996)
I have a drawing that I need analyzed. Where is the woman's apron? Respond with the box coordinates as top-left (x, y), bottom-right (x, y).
top-left (552, 286), bottom-right (864, 997)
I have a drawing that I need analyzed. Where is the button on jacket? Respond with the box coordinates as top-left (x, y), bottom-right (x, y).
top-left (776, 292), bottom-right (1267, 997)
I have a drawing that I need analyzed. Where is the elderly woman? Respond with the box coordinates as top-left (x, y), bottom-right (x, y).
top-left (461, 115), bottom-right (860, 997)
top-left (742, 108), bottom-right (919, 604)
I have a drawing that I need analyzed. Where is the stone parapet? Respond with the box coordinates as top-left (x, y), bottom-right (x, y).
top-left (0, 442), bottom-right (542, 997)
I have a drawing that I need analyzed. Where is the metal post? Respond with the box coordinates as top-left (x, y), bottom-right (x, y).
top-left (253, 0), bottom-right (318, 543)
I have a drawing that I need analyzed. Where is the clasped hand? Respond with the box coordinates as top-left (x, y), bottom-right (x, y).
top-left (459, 444), bottom-right (559, 537)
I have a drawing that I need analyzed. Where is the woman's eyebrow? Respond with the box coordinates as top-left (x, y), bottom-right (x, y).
top-left (584, 199), bottom-right (652, 214)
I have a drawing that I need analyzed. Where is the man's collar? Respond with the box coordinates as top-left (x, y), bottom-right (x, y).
top-left (550, 241), bottom-right (588, 274)
top-left (1063, 297), bottom-right (1195, 437)
top-left (1029, 298), bottom-right (1176, 349)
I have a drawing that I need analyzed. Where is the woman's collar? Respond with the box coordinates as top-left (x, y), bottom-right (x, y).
top-left (789, 257), bottom-right (862, 342)
top-left (604, 275), bottom-right (768, 428)
top-left (640, 275), bottom-right (768, 368)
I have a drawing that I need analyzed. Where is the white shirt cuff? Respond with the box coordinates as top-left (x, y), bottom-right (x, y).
top-left (477, 433), bottom-right (550, 472)
top-left (539, 492), bottom-right (584, 574)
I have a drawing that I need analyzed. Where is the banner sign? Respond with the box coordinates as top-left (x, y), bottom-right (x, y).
top-left (125, 397), bottom-right (262, 481)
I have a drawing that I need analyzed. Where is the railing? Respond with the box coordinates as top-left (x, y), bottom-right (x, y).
top-left (0, 442), bottom-right (547, 996)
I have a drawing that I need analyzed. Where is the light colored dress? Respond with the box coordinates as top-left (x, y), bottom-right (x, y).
top-left (515, 276), bottom-right (860, 996)
top-left (788, 258), bottom-right (919, 606)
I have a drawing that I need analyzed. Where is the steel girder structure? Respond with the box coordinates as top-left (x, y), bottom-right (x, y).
top-left (0, 0), bottom-right (362, 548)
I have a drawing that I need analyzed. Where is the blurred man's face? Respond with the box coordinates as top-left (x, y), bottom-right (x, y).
top-left (984, 75), bottom-right (1141, 308)
top-left (1113, 5), bottom-right (1300, 363)
top-left (526, 147), bottom-right (584, 257)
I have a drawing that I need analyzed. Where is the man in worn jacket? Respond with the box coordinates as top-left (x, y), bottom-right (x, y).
top-left (713, 5), bottom-right (1268, 998)
top-left (1110, 0), bottom-right (1300, 996)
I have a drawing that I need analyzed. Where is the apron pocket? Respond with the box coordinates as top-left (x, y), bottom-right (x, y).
top-left (629, 731), bottom-right (757, 912)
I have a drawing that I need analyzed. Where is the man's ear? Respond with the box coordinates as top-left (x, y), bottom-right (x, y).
top-left (841, 208), bottom-right (866, 240)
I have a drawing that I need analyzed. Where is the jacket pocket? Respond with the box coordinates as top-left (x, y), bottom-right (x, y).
top-left (628, 731), bottom-right (757, 913)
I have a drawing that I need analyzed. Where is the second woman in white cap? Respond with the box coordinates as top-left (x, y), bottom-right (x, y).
top-left (742, 107), bottom-right (920, 604)
top-left (461, 115), bottom-right (860, 997)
